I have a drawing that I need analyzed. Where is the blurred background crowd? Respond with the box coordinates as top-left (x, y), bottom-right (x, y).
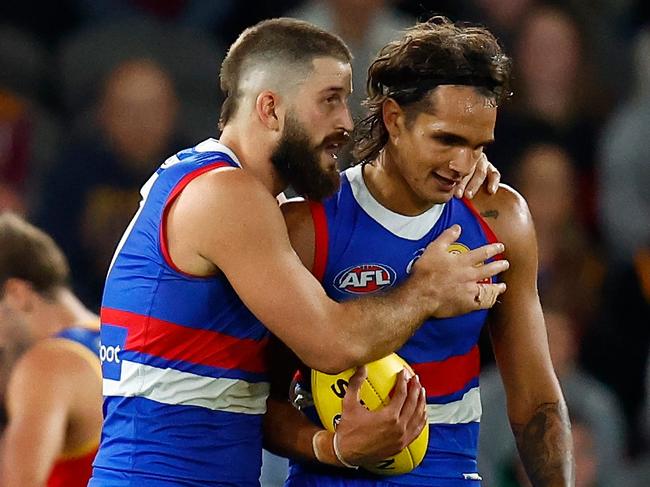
top-left (0, 0), bottom-right (648, 485)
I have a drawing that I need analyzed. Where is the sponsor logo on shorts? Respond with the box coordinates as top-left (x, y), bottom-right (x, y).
top-left (334, 264), bottom-right (396, 294)
top-left (100, 324), bottom-right (128, 380)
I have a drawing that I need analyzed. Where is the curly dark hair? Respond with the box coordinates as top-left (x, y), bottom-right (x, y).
top-left (354, 16), bottom-right (512, 164)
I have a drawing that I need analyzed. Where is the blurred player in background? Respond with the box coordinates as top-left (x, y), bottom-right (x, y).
top-left (90, 17), bottom-right (508, 487)
top-left (264, 17), bottom-right (574, 487)
top-left (0, 213), bottom-right (101, 487)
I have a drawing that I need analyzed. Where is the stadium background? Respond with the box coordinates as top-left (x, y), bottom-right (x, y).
top-left (0, 1), bottom-right (647, 485)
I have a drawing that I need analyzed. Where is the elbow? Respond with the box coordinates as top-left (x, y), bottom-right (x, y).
top-left (309, 360), bottom-right (350, 375)
top-left (299, 340), bottom-right (367, 375)
top-left (288, 311), bottom-right (374, 373)
top-left (300, 354), bottom-right (351, 375)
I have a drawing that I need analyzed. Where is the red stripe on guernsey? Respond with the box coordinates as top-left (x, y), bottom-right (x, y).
top-left (411, 345), bottom-right (480, 397)
top-left (160, 161), bottom-right (234, 276)
top-left (309, 201), bottom-right (329, 282)
top-left (101, 307), bottom-right (268, 373)
top-left (47, 448), bottom-right (96, 487)
top-left (462, 197), bottom-right (504, 260)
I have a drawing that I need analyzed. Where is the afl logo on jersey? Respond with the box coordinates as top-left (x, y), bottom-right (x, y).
top-left (335, 264), bottom-right (397, 294)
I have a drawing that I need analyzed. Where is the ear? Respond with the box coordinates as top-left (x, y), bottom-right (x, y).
top-left (382, 98), bottom-right (407, 143)
top-left (2, 279), bottom-right (36, 313)
top-left (255, 90), bottom-right (282, 131)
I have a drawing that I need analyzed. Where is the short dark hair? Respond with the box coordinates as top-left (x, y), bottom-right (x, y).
top-left (0, 213), bottom-right (70, 298)
top-left (219, 18), bottom-right (352, 129)
top-left (354, 16), bottom-right (512, 163)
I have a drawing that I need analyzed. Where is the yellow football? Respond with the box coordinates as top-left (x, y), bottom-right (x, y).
top-left (311, 353), bottom-right (429, 475)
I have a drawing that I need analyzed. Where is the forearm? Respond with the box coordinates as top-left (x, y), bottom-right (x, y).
top-left (511, 399), bottom-right (575, 487)
top-left (263, 398), bottom-right (341, 467)
top-left (335, 282), bottom-right (429, 369)
top-left (329, 233), bottom-right (507, 369)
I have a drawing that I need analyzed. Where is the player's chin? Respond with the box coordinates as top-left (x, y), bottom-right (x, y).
top-left (440, 190), bottom-right (456, 203)
top-left (301, 169), bottom-right (340, 202)
top-left (423, 187), bottom-right (454, 205)
top-left (319, 151), bottom-right (338, 173)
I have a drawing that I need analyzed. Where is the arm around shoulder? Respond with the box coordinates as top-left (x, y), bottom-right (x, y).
top-left (170, 170), bottom-right (354, 372)
top-left (172, 170), bottom-right (509, 373)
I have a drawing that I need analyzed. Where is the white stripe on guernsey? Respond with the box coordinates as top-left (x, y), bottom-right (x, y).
top-left (103, 360), bottom-right (270, 415)
top-left (426, 387), bottom-right (482, 424)
top-left (345, 165), bottom-right (446, 240)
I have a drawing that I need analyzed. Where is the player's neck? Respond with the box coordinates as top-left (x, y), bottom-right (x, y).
top-left (219, 124), bottom-right (286, 196)
top-left (33, 288), bottom-right (97, 340)
top-left (363, 150), bottom-right (436, 217)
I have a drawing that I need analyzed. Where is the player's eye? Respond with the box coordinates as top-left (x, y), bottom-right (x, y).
top-left (433, 134), bottom-right (460, 146)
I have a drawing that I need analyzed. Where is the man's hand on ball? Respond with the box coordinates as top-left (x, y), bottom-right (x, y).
top-left (334, 367), bottom-right (427, 467)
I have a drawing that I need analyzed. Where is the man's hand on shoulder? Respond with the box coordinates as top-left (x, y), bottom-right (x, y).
top-left (455, 153), bottom-right (501, 199)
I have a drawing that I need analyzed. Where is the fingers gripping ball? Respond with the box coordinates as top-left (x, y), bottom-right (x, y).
top-left (311, 353), bottom-right (429, 475)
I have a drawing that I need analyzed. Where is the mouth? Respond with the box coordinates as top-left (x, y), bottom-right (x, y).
top-left (432, 172), bottom-right (462, 192)
top-left (323, 142), bottom-right (342, 160)
top-left (321, 132), bottom-right (350, 164)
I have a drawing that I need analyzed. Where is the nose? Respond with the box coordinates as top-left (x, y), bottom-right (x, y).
top-left (449, 148), bottom-right (476, 177)
top-left (337, 103), bottom-right (354, 133)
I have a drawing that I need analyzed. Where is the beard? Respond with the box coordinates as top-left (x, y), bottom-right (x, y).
top-left (271, 113), bottom-right (347, 201)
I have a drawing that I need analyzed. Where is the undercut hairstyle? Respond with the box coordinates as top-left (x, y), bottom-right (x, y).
top-left (355, 16), bottom-right (512, 163)
top-left (219, 18), bottom-right (352, 129)
top-left (0, 213), bottom-right (70, 298)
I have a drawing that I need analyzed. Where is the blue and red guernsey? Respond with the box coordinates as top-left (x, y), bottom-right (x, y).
top-left (90, 140), bottom-right (270, 487)
top-left (291, 164), bottom-right (500, 486)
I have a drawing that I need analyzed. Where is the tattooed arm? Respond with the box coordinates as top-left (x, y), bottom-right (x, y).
top-left (474, 185), bottom-right (574, 486)
top-left (511, 402), bottom-right (573, 485)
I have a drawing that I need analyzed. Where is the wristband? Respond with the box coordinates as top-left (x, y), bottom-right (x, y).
top-left (333, 432), bottom-right (360, 469)
top-left (311, 430), bottom-right (328, 463)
